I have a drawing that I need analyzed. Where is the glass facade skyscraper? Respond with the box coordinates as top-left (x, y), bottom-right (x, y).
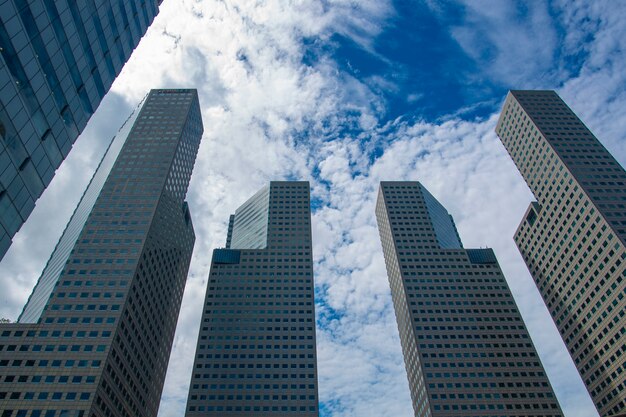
top-left (496, 90), bottom-right (626, 416)
top-left (185, 181), bottom-right (319, 417)
top-left (376, 181), bottom-right (563, 417)
top-left (0, 0), bottom-right (162, 259)
top-left (18, 95), bottom-right (146, 323)
top-left (0, 88), bottom-right (203, 417)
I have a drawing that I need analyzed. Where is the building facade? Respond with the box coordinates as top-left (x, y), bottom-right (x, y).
top-left (496, 90), bottom-right (625, 416)
top-left (0, 0), bottom-right (162, 259)
top-left (185, 181), bottom-right (319, 417)
top-left (18, 95), bottom-right (146, 323)
top-left (376, 181), bottom-right (563, 417)
top-left (0, 88), bottom-right (203, 417)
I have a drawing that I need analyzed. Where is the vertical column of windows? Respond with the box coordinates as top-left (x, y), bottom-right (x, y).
top-left (82, 0), bottom-right (116, 81)
top-left (64, 0), bottom-right (106, 99)
top-left (377, 182), bottom-right (563, 416)
top-left (41, 0), bottom-right (94, 117)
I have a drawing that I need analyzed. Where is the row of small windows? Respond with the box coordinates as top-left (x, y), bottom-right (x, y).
top-left (407, 284), bottom-right (508, 291)
top-left (238, 248), bottom-right (311, 259)
top-left (65, 267), bottom-right (137, 274)
top-left (56, 281), bottom-right (126, 292)
top-left (424, 360), bottom-right (541, 368)
top-left (416, 325), bottom-right (526, 332)
top-left (208, 286), bottom-right (310, 292)
top-left (1, 328), bottom-right (111, 338)
top-left (1, 374), bottom-right (95, 384)
top-left (414, 316), bottom-right (522, 324)
top-left (417, 332), bottom-right (527, 341)
top-left (423, 351), bottom-right (535, 359)
top-left (0, 344), bottom-right (105, 353)
top-left (428, 380), bottom-right (550, 390)
top-left (415, 307), bottom-right (518, 315)
top-left (419, 342), bottom-right (533, 350)
top-left (0, 391), bottom-right (91, 401)
top-left (211, 273), bottom-right (312, 279)
top-left (203, 326), bottom-right (314, 333)
top-left (0, 359), bottom-right (101, 367)
top-left (432, 403), bottom-right (558, 413)
top-left (48, 304), bottom-right (119, 312)
top-left (205, 311), bottom-right (313, 318)
top-left (191, 394), bottom-right (314, 401)
top-left (197, 363), bottom-right (316, 369)
top-left (207, 302), bottom-right (313, 308)
top-left (207, 293), bottom-right (312, 299)
top-left (79, 238), bottom-right (143, 245)
top-left (202, 334), bottom-right (314, 341)
top-left (432, 391), bottom-right (553, 401)
top-left (1, 409), bottom-right (85, 417)
top-left (198, 353), bottom-right (314, 359)
top-left (188, 405), bottom-right (316, 413)
top-left (409, 300), bottom-right (514, 307)
top-left (405, 275), bottom-right (505, 283)
top-left (191, 382), bottom-right (315, 391)
top-left (426, 370), bottom-right (546, 379)
top-left (409, 293), bottom-right (514, 301)
top-left (55, 292), bottom-right (123, 298)
top-left (193, 372), bottom-right (315, 379)
top-left (198, 344), bottom-right (314, 350)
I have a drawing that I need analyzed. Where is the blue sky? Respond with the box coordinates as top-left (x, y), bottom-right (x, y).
top-left (1, 1), bottom-right (626, 416)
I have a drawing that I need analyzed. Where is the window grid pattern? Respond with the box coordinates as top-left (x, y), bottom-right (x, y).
top-left (376, 181), bottom-right (563, 417)
top-left (186, 181), bottom-right (319, 417)
top-left (496, 90), bottom-right (626, 416)
top-left (0, 89), bottom-right (203, 417)
top-left (18, 96), bottom-right (147, 324)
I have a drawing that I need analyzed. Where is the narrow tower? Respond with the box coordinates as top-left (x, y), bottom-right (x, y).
top-left (0, 88), bottom-right (203, 417)
top-left (496, 90), bottom-right (626, 416)
top-left (0, 0), bottom-right (163, 259)
top-left (185, 181), bottom-right (319, 416)
top-left (376, 181), bottom-right (563, 417)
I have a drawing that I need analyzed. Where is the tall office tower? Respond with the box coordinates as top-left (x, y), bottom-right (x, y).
top-left (185, 181), bottom-right (319, 417)
top-left (376, 181), bottom-right (563, 417)
top-left (18, 95), bottom-right (146, 323)
top-left (0, 88), bottom-right (203, 417)
top-left (0, 0), bottom-right (163, 259)
top-left (495, 90), bottom-right (626, 416)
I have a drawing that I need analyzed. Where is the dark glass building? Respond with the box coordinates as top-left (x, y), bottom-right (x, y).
top-left (376, 181), bottom-right (563, 417)
top-left (0, 88), bottom-right (203, 417)
top-left (496, 90), bottom-right (626, 416)
top-left (185, 181), bottom-right (319, 417)
top-left (0, 0), bottom-right (162, 259)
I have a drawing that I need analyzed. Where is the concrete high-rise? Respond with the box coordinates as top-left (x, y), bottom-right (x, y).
top-left (376, 181), bottom-right (563, 417)
top-left (0, 88), bottom-right (203, 417)
top-left (496, 90), bottom-right (625, 416)
top-left (185, 181), bottom-right (319, 417)
top-left (0, 0), bottom-right (163, 259)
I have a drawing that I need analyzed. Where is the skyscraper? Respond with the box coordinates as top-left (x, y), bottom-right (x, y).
top-left (18, 95), bottom-right (146, 324)
top-left (185, 181), bottom-right (319, 417)
top-left (0, 88), bottom-right (203, 417)
top-left (376, 181), bottom-right (563, 417)
top-left (496, 90), bottom-right (625, 416)
top-left (0, 0), bottom-right (163, 259)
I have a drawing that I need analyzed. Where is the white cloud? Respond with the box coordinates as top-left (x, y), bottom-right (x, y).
top-left (556, 0), bottom-right (626, 164)
top-left (430, 0), bottom-right (560, 87)
top-left (2, 1), bottom-right (625, 417)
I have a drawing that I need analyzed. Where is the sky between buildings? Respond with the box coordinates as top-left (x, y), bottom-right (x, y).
top-left (1, 1), bottom-right (625, 416)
